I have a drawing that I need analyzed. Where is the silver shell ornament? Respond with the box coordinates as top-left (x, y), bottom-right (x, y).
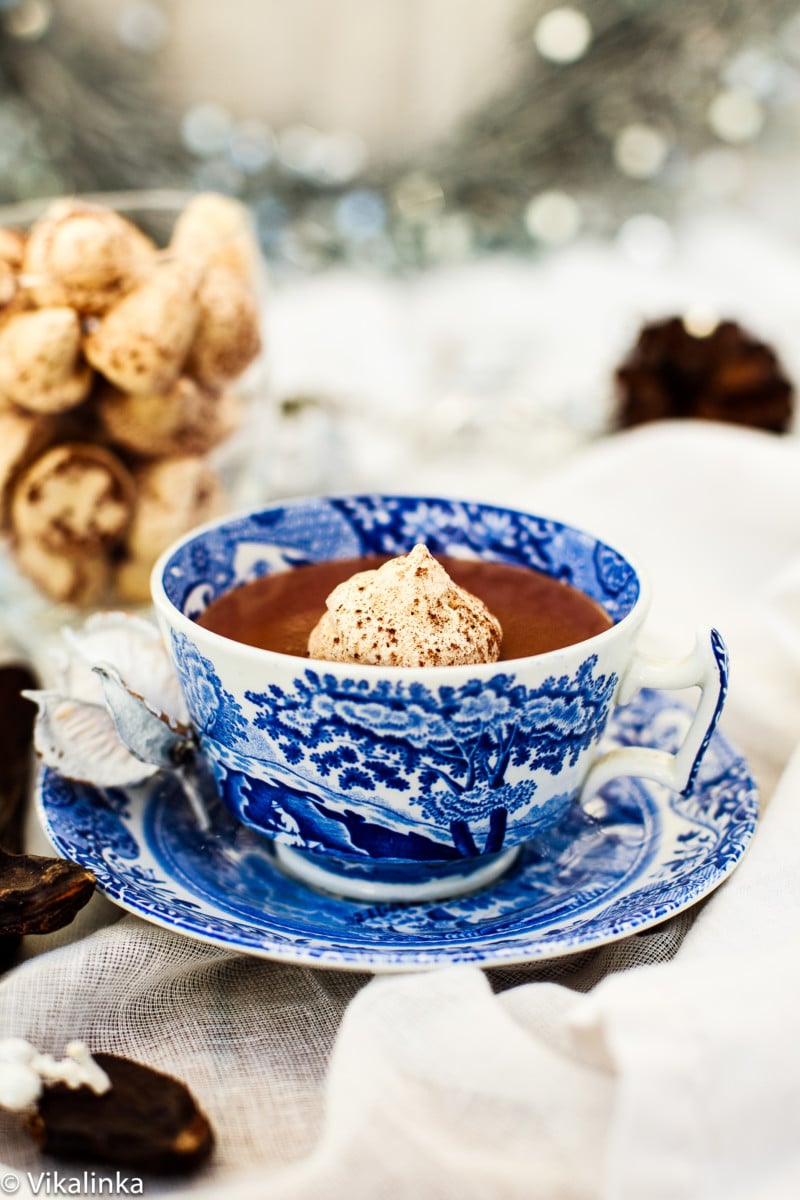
top-left (24, 613), bottom-right (206, 822)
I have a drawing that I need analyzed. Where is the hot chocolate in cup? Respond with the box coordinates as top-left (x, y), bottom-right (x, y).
top-left (151, 495), bottom-right (728, 903)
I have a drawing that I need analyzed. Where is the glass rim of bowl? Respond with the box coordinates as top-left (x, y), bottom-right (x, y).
top-left (0, 188), bottom-right (203, 227)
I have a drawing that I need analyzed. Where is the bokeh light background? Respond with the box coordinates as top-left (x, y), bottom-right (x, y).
top-left (2, 0), bottom-right (799, 499)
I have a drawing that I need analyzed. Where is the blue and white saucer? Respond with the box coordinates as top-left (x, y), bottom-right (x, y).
top-left (35, 689), bottom-right (758, 973)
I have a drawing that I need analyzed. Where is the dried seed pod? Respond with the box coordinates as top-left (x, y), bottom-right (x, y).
top-left (83, 259), bottom-right (201, 395)
top-left (26, 1053), bottom-right (215, 1174)
top-left (125, 455), bottom-right (226, 566)
top-left (14, 539), bottom-right (112, 606)
top-left (0, 848), bottom-right (95, 937)
top-left (0, 308), bottom-right (92, 414)
top-left (97, 376), bottom-right (242, 458)
top-left (11, 443), bottom-right (135, 557)
top-left (616, 316), bottom-right (794, 433)
top-left (184, 264), bottom-right (262, 388)
top-left (0, 664), bottom-right (38, 970)
top-left (0, 666), bottom-right (37, 855)
top-left (170, 191), bottom-right (260, 282)
top-left (0, 410), bottom-right (54, 527)
top-left (23, 201), bottom-right (156, 315)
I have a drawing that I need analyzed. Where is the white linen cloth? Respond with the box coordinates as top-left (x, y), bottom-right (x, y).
top-left (2, 420), bottom-right (800, 1198)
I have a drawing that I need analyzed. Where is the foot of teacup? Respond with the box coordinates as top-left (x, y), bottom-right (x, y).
top-left (272, 843), bottom-right (522, 903)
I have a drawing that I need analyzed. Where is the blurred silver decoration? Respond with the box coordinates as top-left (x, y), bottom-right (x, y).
top-left (533, 6), bottom-right (592, 64)
top-left (116, 1), bottom-right (167, 53)
top-left (613, 125), bottom-right (670, 180)
top-left (393, 172), bottom-right (445, 220)
top-left (2, 0), bottom-right (800, 271)
top-left (682, 306), bottom-right (720, 339)
top-left (524, 190), bottom-right (581, 245)
top-left (181, 102), bottom-right (233, 158)
top-left (707, 88), bottom-right (765, 142)
top-left (0, 0), bottom-right (188, 198)
top-left (4, 0), bottom-right (50, 40)
top-left (693, 148), bottom-right (746, 198)
top-left (228, 120), bottom-right (275, 175)
top-left (335, 189), bottom-right (387, 241)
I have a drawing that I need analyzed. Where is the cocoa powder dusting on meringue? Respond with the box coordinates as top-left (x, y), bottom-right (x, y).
top-left (307, 544), bottom-right (502, 667)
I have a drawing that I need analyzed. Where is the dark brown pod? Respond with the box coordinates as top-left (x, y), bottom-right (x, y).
top-left (615, 316), bottom-right (794, 434)
top-left (0, 664), bottom-right (38, 967)
top-left (0, 664), bottom-right (38, 854)
top-left (0, 664), bottom-right (97, 965)
top-left (0, 848), bottom-right (96, 937)
top-left (27, 1054), bottom-right (215, 1175)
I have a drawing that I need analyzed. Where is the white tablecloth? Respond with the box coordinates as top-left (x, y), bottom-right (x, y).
top-left (2, 419), bottom-right (800, 1198)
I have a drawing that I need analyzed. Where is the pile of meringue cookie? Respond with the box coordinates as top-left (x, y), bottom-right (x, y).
top-left (0, 192), bottom-right (263, 605)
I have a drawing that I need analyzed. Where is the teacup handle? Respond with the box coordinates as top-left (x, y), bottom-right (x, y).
top-left (580, 628), bottom-right (728, 802)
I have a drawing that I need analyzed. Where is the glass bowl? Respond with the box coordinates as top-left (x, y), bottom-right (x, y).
top-left (0, 188), bottom-right (270, 657)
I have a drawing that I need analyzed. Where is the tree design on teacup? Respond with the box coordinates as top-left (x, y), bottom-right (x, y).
top-left (242, 661), bottom-right (617, 857)
top-left (169, 629), bottom-right (618, 858)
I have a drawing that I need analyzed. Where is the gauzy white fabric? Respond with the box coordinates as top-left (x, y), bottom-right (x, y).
top-left (2, 420), bottom-right (800, 1199)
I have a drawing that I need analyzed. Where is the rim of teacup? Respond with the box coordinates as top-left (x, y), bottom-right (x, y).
top-left (150, 492), bottom-right (652, 678)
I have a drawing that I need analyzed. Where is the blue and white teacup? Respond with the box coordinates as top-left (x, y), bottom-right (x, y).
top-left (152, 495), bottom-right (728, 902)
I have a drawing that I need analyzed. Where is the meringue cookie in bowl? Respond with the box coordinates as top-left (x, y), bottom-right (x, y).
top-left (0, 189), bottom-right (267, 612)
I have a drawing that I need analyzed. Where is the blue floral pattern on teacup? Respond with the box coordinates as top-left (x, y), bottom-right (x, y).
top-left (160, 495), bottom-right (640, 620)
top-left (169, 631), bottom-right (618, 862)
